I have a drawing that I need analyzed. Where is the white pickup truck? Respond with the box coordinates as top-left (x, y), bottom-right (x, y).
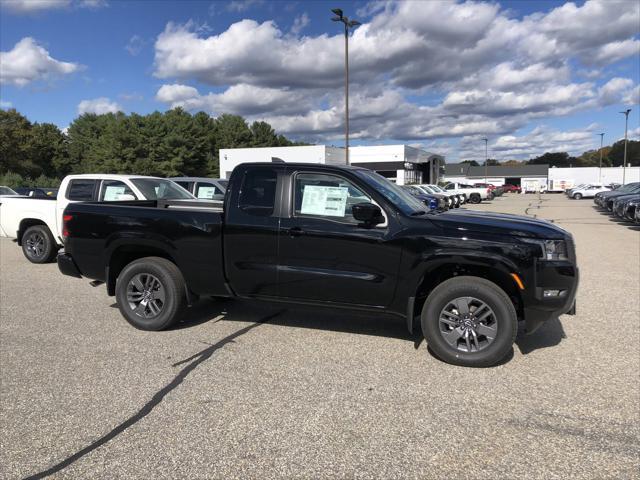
top-left (0, 174), bottom-right (194, 263)
top-left (442, 182), bottom-right (490, 204)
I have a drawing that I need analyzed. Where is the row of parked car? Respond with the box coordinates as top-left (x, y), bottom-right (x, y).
top-left (592, 182), bottom-right (640, 223)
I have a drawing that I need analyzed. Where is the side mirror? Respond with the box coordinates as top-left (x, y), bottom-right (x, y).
top-left (352, 202), bottom-right (384, 226)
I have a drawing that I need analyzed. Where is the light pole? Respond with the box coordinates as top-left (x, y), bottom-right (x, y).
top-left (620, 109), bottom-right (631, 185)
top-left (331, 8), bottom-right (360, 165)
top-left (597, 132), bottom-right (604, 183)
top-left (482, 138), bottom-right (488, 184)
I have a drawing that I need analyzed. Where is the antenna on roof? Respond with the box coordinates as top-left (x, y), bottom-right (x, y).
top-left (271, 157), bottom-right (285, 163)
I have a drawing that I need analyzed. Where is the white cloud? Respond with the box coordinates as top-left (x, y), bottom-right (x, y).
top-left (226, 0), bottom-right (263, 13)
top-left (597, 78), bottom-right (635, 106)
top-left (459, 127), bottom-right (603, 161)
top-left (1, 0), bottom-right (70, 13)
top-left (0, 37), bottom-right (81, 86)
top-left (152, 0), bottom-right (640, 146)
top-left (590, 39), bottom-right (640, 66)
top-left (0, 100), bottom-right (13, 108)
top-left (78, 0), bottom-right (107, 8)
top-left (125, 35), bottom-right (146, 56)
top-left (290, 13), bottom-right (309, 35)
top-left (1, 0), bottom-right (106, 13)
top-left (77, 97), bottom-right (122, 115)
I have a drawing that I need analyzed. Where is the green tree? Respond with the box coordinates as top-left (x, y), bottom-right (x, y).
top-left (0, 109), bottom-right (34, 176)
top-left (608, 139), bottom-right (640, 167)
top-left (528, 152), bottom-right (578, 168)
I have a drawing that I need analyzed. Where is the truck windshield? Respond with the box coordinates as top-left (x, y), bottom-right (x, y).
top-left (354, 170), bottom-right (429, 215)
top-left (131, 179), bottom-right (194, 200)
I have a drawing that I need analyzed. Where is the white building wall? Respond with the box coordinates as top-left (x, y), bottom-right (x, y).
top-left (548, 166), bottom-right (640, 189)
top-left (219, 146), bottom-right (330, 179)
top-left (349, 145), bottom-right (406, 163)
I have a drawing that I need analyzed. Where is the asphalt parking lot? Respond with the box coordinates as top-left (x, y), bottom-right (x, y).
top-left (1, 194), bottom-right (639, 479)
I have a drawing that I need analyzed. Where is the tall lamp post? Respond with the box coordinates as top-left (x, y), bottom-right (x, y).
top-left (331, 8), bottom-right (361, 165)
top-left (597, 132), bottom-right (604, 184)
top-left (482, 138), bottom-right (488, 184)
top-left (620, 109), bottom-right (631, 185)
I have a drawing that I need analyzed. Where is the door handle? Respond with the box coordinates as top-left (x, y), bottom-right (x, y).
top-left (288, 227), bottom-right (305, 237)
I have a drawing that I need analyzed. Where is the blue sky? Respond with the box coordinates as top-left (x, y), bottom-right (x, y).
top-left (1, 0), bottom-right (638, 161)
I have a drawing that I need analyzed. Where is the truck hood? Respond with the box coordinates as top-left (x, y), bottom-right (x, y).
top-left (428, 209), bottom-right (567, 239)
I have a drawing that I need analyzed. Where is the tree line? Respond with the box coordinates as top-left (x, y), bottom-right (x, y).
top-left (0, 108), bottom-right (306, 187)
top-left (463, 140), bottom-right (640, 168)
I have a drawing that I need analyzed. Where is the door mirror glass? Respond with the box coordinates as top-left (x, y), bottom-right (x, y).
top-left (352, 202), bottom-right (384, 226)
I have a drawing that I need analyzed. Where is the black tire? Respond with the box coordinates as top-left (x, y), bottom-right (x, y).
top-left (115, 257), bottom-right (186, 331)
top-left (421, 276), bottom-right (517, 367)
top-left (469, 193), bottom-right (481, 204)
top-left (21, 225), bottom-right (58, 264)
top-left (573, 193), bottom-right (582, 200)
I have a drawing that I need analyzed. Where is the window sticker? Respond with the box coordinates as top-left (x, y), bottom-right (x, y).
top-left (103, 186), bottom-right (126, 200)
top-left (197, 186), bottom-right (216, 199)
top-left (300, 185), bottom-right (348, 217)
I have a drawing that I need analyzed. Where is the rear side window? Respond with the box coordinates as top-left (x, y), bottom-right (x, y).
top-left (67, 180), bottom-right (97, 201)
top-left (99, 180), bottom-right (136, 201)
top-left (238, 169), bottom-right (277, 216)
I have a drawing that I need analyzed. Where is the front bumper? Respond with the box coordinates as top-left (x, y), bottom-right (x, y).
top-left (57, 253), bottom-right (82, 278)
top-left (523, 256), bottom-right (580, 334)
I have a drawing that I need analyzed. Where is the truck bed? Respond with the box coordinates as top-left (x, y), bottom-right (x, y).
top-left (63, 199), bottom-right (227, 296)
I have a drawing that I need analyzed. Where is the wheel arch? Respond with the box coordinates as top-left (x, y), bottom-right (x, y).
top-left (408, 260), bottom-right (524, 333)
top-left (106, 243), bottom-right (177, 296)
top-left (18, 218), bottom-right (51, 245)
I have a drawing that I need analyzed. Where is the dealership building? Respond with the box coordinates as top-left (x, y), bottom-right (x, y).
top-left (219, 145), bottom-right (444, 184)
top-left (443, 163), bottom-right (640, 191)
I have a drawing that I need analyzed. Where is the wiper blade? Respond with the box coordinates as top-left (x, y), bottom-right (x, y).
top-left (410, 210), bottom-right (427, 216)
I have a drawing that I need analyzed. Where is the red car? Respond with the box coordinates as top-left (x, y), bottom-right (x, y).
top-left (502, 184), bottom-right (521, 193)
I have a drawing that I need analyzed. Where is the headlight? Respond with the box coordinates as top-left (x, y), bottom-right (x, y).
top-left (523, 239), bottom-right (569, 261)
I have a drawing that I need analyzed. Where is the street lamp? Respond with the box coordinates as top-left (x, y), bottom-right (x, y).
top-left (597, 132), bottom-right (604, 183)
top-left (620, 109), bottom-right (631, 185)
top-left (482, 138), bottom-right (488, 184)
top-left (331, 8), bottom-right (361, 165)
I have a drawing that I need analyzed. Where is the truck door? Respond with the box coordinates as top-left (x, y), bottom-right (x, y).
top-left (223, 166), bottom-right (283, 297)
top-left (277, 170), bottom-right (402, 307)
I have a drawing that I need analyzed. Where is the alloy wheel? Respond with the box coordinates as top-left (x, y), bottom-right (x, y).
top-left (439, 296), bottom-right (498, 353)
top-left (25, 232), bottom-right (45, 259)
top-left (126, 273), bottom-right (166, 319)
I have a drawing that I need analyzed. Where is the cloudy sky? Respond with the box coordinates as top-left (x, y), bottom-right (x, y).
top-left (1, 0), bottom-right (638, 162)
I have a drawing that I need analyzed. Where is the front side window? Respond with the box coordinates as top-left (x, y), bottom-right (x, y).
top-left (100, 180), bottom-right (136, 201)
top-left (67, 179), bottom-right (97, 201)
top-left (294, 173), bottom-right (371, 223)
top-left (130, 179), bottom-right (194, 200)
top-left (238, 168), bottom-right (277, 216)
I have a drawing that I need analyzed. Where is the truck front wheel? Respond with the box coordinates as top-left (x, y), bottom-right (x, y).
top-left (421, 276), bottom-right (517, 367)
top-left (115, 257), bottom-right (186, 331)
top-left (21, 225), bottom-right (58, 263)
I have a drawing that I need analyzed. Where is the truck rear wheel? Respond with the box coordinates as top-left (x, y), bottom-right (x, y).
top-left (421, 276), bottom-right (517, 367)
top-left (469, 193), bottom-right (481, 204)
top-left (115, 257), bottom-right (186, 331)
top-left (21, 225), bottom-right (58, 264)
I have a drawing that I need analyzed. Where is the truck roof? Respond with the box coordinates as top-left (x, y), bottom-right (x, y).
top-left (234, 162), bottom-right (369, 172)
top-left (170, 177), bottom-right (226, 182)
top-left (64, 174), bottom-right (164, 181)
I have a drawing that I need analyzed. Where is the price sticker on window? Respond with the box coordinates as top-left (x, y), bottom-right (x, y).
top-left (300, 185), bottom-right (348, 217)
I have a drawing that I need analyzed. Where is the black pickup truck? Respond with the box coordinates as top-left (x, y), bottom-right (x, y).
top-left (58, 163), bottom-right (578, 367)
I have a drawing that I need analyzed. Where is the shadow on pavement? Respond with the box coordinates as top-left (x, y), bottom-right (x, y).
top-left (516, 316), bottom-right (566, 355)
top-left (23, 309), bottom-right (286, 480)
